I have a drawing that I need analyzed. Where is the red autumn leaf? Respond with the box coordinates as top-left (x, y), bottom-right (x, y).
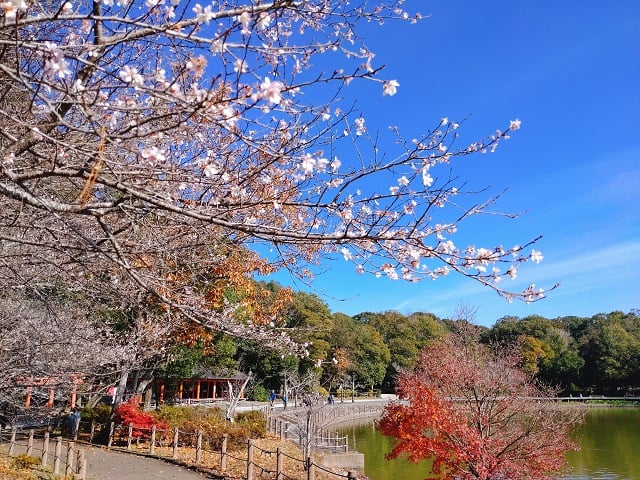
top-left (379, 333), bottom-right (585, 480)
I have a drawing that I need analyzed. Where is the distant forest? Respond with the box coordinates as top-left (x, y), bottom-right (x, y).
top-left (167, 288), bottom-right (640, 398)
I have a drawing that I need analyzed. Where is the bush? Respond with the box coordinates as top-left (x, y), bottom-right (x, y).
top-left (153, 405), bottom-right (266, 449)
top-left (248, 384), bottom-right (269, 402)
top-left (81, 404), bottom-right (112, 425)
top-left (0, 454), bottom-right (49, 480)
top-left (114, 400), bottom-right (168, 439)
top-left (13, 454), bottom-right (41, 469)
top-left (236, 410), bottom-right (266, 437)
top-left (155, 405), bottom-right (225, 427)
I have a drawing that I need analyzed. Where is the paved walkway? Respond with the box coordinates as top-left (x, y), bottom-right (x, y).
top-left (82, 445), bottom-right (216, 480)
top-left (1, 440), bottom-right (217, 480)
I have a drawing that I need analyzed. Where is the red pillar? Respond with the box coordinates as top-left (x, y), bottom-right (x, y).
top-left (25, 386), bottom-right (32, 408)
top-left (46, 389), bottom-right (55, 408)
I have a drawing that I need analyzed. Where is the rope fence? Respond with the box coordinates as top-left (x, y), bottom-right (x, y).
top-left (1, 402), bottom-right (386, 480)
top-left (0, 427), bottom-right (87, 479)
top-left (104, 421), bottom-right (359, 480)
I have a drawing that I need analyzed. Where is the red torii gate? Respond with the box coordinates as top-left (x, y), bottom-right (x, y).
top-left (16, 375), bottom-right (83, 408)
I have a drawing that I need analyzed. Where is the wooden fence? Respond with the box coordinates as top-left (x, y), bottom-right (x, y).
top-left (0, 427), bottom-right (87, 479)
top-left (0, 402), bottom-right (387, 480)
top-left (106, 421), bottom-right (359, 480)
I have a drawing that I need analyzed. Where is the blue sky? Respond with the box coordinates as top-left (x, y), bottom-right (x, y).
top-left (271, 1), bottom-right (640, 326)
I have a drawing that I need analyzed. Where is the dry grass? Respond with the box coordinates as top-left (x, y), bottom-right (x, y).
top-left (125, 434), bottom-right (362, 480)
top-left (0, 453), bottom-right (69, 480)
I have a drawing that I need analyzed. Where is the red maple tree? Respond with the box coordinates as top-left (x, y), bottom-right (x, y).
top-left (378, 332), bottom-right (585, 480)
top-left (114, 399), bottom-right (168, 439)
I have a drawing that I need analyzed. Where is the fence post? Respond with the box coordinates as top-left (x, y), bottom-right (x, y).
top-left (127, 423), bottom-right (133, 451)
top-left (284, 421), bottom-right (289, 440)
top-left (246, 439), bottom-right (254, 480)
top-left (8, 427), bottom-right (16, 455)
top-left (276, 447), bottom-right (284, 480)
top-left (65, 441), bottom-right (75, 478)
top-left (42, 432), bottom-right (50, 466)
top-left (26, 429), bottom-right (34, 456)
top-left (150, 425), bottom-right (156, 455)
top-left (77, 449), bottom-right (87, 480)
top-left (195, 429), bottom-right (202, 464)
top-left (221, 434), bottom-right (228, 471)
top-left (172, 427), bottom-right (179, 459)
top-left (53, 436), bottom-right (62, 474)
top-left (107, 422), bottom-right (114, 448)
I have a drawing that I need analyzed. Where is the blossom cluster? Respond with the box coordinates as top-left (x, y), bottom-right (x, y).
top-left (0, 0), bottom-right (551, 351)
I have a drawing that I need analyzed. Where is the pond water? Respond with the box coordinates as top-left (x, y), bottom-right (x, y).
top-left (340, 408), bottom-right (640, 480)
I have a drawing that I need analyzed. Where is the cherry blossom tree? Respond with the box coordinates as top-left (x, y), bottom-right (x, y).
top-left (0, 290), bottom-right (135, 410)
top-left (1, 0), bottom-right (554, 347)
top-left (378, 332), bottom-right (586, 480)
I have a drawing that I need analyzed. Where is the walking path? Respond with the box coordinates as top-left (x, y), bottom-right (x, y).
top-left (82, 445), bottom-right (215, 480)
top-left (1, 439), bottom-right (217, 480)
top-left (3, 398), bottom-right (395, 479)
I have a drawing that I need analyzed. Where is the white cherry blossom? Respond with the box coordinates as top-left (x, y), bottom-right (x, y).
top-left (422, 170), bottom-right (433, 187)
top-left (383, 79), bottom-right (400, 96)
top-left (341, 247), bottom-right (353, 261)
top-left (119, 65), bottom-right (144, 86)
top-left (43, 42), bottom-right (71, 79)
top-left (1, 0), bottom-right (27, 18)
top-left (530, 249), bottom-right (544, 263)
top-left (192, 3), bottom-right (215, 24)
top-left (260, 77), bottom-right (284, 104)
top-left (141, 146), bottom-right (166, 163)
top-left (300, 153), bottom-right (316, 174)
top-left (397, 175), bottom-right (410, 186)
top-left (233, 59), bottom-right (247, 73)
top-left (510, 118), bottom-right (522, 130)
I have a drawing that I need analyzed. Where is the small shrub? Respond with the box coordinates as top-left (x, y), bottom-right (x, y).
top-left (81, 404), bottom-right (112, 425)
top-left (236, 410), bottom-right (266, 437)
top-left (13, 454), bottom-right (41, 469)
top-left (152, 405), bottom-right (266, 449)
top-left (248, 384), bottom-right (269, 402)
top-left (155, 405), bottom-right (225, 427)
top-left (114, 399), bottom-right (168, 439)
